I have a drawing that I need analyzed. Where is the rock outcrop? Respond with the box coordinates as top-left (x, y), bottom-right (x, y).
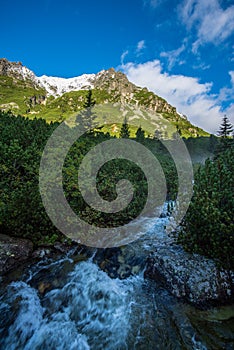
top-left (145, 245), bottom-right (234, 307)
top-left (93, 68), bottom-right (177, 115)
top-left (0, 234), bottom-right (33, 274)
top-left (29, 95), bottom-right (47, 107)
top-left (0, 58), bottom-right (39, 87)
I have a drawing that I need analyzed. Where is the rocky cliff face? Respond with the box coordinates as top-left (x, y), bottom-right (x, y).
top-left (93, 68), bottom-right (177, 115)
top-left (94, 68), bottom-right (135, 94)
top-left (0, 58), bottom-right (39, 88)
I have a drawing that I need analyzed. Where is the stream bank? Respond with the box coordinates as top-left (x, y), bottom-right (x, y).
top-left (1, 222), bottom-right (233, 309)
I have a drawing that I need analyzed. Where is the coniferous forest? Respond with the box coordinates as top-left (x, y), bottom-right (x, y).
top-left (0, 108), bottom-right (233, 269)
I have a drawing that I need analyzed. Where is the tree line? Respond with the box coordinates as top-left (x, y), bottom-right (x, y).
top-left (0, 89), bottom-right (233, 271)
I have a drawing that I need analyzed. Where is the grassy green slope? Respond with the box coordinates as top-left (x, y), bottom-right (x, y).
top-left (0, 76), bottom-right (46, 114)
top-left (0, 77), bottom-right (209, 138)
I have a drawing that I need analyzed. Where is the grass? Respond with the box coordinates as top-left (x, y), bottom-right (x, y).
top-left (0, 76), bottom-right (46, 114)
top-left (0, 77), bottom-right (209, 138)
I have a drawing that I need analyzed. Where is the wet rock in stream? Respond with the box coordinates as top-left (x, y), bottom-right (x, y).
top-left (94, 246), bottom-right (146, 279)
top-left (145, 245), bottom-right (234, 307)
top-left (0, 234), bottom-right (33, 275)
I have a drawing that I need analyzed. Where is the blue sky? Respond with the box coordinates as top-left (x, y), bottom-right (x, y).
top-left (1, 0), bottom-right (234, 133)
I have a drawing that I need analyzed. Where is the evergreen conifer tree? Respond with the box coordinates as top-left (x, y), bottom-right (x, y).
top-left (135, 126), bottom-right (145, 142)
top-left (215, 115), bottom-right (233, 155)
top-left (217, 115), bottom-right (233, 138)
top-left (120, 117), bottom-right (130, 138)
top-left (76, 89), bottom-right (96, 132)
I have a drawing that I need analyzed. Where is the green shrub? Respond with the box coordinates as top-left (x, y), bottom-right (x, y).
top-left (178, 147), bottom-right (234, 270)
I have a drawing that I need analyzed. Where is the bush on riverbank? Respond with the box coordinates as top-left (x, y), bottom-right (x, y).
top-left (178, 146), bottom-right (234, 270)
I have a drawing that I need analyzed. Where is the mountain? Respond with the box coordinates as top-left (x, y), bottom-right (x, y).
top-left (0, 58), bottom-right (38, 86)
top-left (0, 58), bottom-right (209, 137)
top-left (38, 74), bottom-right (95, 96)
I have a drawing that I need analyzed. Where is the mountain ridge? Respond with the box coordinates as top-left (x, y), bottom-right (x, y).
top-left (0, 58), bottom-right (209, 137)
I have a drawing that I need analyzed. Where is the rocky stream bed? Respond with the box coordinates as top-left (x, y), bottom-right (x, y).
top-left (0, 214), bottom-right (234, 349)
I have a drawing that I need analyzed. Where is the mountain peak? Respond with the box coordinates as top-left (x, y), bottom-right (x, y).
top-left (94, 68), bottom-right (136, 94)
top-left (38, 73), bottom-right (95, 96)
top-left (0, 58), bottom-right (23, 72)
top-left (0, 58), bottom-right (39, 88)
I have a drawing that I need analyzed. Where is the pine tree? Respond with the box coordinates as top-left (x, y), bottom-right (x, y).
top-left (215, 115), bottom-right (233, 155)
top-left (120, 117), bottom-right (130, 138)
top-left (135, 126), bottom-right (145, 142)
top-left (217, 115), bottom-right (233, 138)
top-left (76, 89), bottom-right (96, 132)
top-left (176, 124), bottom-right (182, 137)
top-left (83, 89), bottom-right (95, 109)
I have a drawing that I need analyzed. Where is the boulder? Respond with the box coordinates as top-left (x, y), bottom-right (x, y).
top-left (145, 245), bottom-right (234, 307)
top-left (94, 245), bottom-right (146, 279)
top-left (0, 234), bottom-right (33, 274)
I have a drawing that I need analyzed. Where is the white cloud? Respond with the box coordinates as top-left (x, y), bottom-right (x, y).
top-left (160, 43), bottom-right (186, 69)
top-left (219, 71), bottom-right (234, 102)
top-left (192, 62), bottom-right (211, 71)
top-left (225, 103), bottom-right (234, 127)
top-left (120, 50), bottom-right (129, 65)
top-left (136, 40), bottom-right (146, 54)
top-left (229, 71), bottom-right (234, 85)
top-left (179, 0), bottom-right (234, 51)
top-left (120, 59), bottom-right (234, 134)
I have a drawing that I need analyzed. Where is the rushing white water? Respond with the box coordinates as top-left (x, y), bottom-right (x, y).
top-left (0, 260), bottom-right (140, 350)
top-left (0, 258), bottom-right (211, 350)
top-left (0, 212), bottom-right (233, 349)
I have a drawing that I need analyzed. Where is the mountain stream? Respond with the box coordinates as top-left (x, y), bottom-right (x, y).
top-left (0, 211), bottom-right (233, 350)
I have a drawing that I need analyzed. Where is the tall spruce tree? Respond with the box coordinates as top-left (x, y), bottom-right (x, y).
top-left (217, 115), bottom-right (233, 138)
top-left (135, 126), bottom-right (145, 142)
top-left (76, 89), bottom-right (96, 132)
top-left (83, 89), bottom-right (95, 109)
top-left (120, 117), bottom-right (130, 138)
top-left (215, 115), bottom-right (233, 155)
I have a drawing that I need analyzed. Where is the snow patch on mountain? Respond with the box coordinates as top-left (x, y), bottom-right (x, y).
top-left (18, 66), bottom-right (37, 82)
top-left (37, 74), bottom-right (96, 96)
top-left (0, 58), bottom-right (97, 96)
top-left (177, 111), bottom-right (187, 120)
top-left (0, 58), bottom-right (38, 85)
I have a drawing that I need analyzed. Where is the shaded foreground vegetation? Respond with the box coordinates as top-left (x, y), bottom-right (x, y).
top-left (0, 111), bottom-right (233, 270)
top-left (0, 112), bottom-right (178, 245)
top-left (178, 116), bottom-right (234, 270)
top-left (178, 147), bottom-right (234, 270)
